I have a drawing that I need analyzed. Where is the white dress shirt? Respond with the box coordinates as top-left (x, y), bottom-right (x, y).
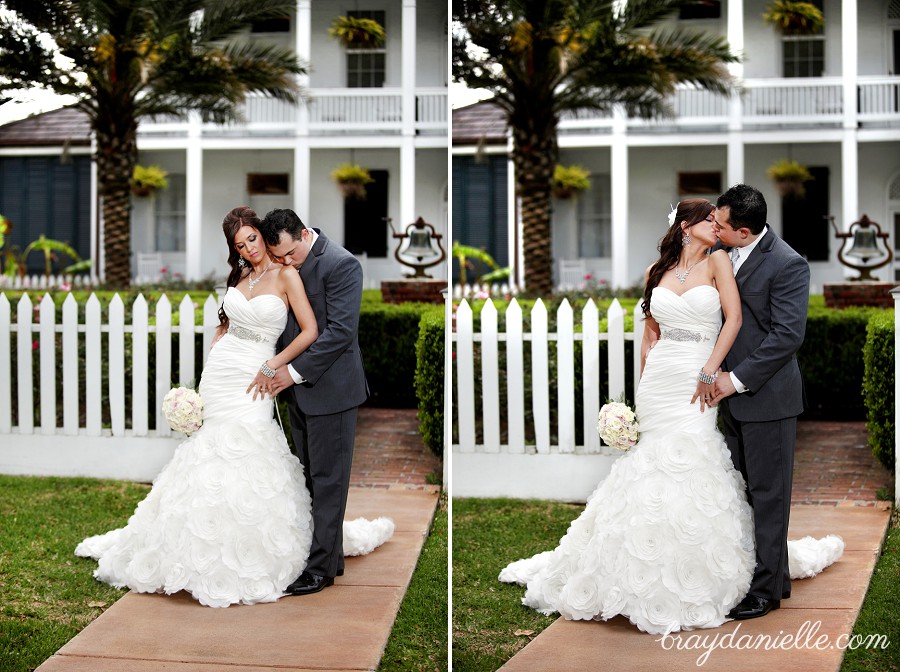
top-left (729, 226), bottom-right (767, 394)
top-left (286, 229), bottom-right (319, 385)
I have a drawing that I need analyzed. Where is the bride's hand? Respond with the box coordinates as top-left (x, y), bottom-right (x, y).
top-left (691, 380), bottom-right (716, 412)
top-left (247, 371), bottom-right (273, 401)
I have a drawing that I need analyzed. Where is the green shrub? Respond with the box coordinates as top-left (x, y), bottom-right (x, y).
top-left (863, 310), bottom-right (895, 470)
top-left (415, 309), bottom-right (444, 457)
top-left (800, 303), bottom-right (881, 419)
top-left (358, 302), bottom-right (435, 407)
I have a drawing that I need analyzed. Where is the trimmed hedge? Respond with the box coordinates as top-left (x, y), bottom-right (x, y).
top-left (799, 302), bottom-right (882, 420)
top-left (863, 310), bottom-right (895, 470)
top-left (357, 302), bottom-right (437, 407)
top-left (415, 309), bottom-right (444, 457)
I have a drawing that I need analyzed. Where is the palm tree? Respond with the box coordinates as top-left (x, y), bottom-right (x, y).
top-left (453, 0), bottom-right (738, 294)
top-left (0, 0), bottom-right (307, 286)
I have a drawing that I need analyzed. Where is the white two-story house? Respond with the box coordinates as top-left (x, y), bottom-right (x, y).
top-left (452, 0), bottom-right (900, 292)
top-left (0, 0), bottom-right (448, 286)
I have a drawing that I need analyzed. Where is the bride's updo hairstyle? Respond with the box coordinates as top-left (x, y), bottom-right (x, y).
top-left (641, 199), bottom-right (715, 318)
top-left (218, 206), bottom-right (263, 328)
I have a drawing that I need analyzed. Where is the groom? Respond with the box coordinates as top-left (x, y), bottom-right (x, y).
top-left (711, 184), bottom-right (810, 620)
top-left (259, 208), bottom-right (369, 595)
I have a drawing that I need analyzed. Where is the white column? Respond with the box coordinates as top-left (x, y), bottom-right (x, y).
top-left (841, 0), bottom-right (858, 130)
top-left (294, 1), bottom-right (312, 222)
top-left (726, 0), bottom-right (745, 186)
top-left (185, 113), bottom-right (203, 280)
top-left (402, 0), bottom-right (417, 137)
top-left (610, 108), bottom-right (629, 289)
top-left (842, 134), bottom-right (858, 230)
top-left (90, 135), bottom-right (100, 281)
top-left (507, 137), bottom-right (521, 288)
top-left (400, 0), bottom-right (417, 226)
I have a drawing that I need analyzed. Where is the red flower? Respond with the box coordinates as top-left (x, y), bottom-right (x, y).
top-left (32, 341), bottom-right (39, 351)
top-left (160, 267), bottom-right (168, 274)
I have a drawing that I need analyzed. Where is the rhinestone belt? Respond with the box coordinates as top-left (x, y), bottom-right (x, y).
top-left (660, 327), bottom-right (712, 343)
top-left (228, 324), bottom-right (267, 343)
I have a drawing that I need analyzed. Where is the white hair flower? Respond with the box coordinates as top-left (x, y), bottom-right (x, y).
top-left (667, 203), bottom-right (679, 227)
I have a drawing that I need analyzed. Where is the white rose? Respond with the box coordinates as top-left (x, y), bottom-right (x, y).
top-left (687, 469), bottom-right (732, 516)
top-left (666, 505), bottom-right (708, 546)
top-left (626, 559), bottom-right (660, 598)
top-left (217, 425), bottom-right (255, 460)
top-left (224, 487), bottom-right (267, 526)
top-left (222, 532), bottom-right (272, 579)
top-left (624, 523), bottom-right (666, 562)
top-left (197, 567), bottom-right (240, 608)
top-left (681, 602), bottom-right (720, 629)
top-left (661, 550), bottom-right (716, 603)
top-left (639, 587), bottom-right (683, 634)
top-left (655, 441), bottom-right (701, 480)
top-left (127, 549), bottom-right (162, 592)
top-left (189, 538), bottom-right (220, 574)
top-left (557, 573), bottom-right (602, 620)
top-left (601, 584), bottom-right (628, 620)
top-left (242, 577), bottom-right (278, 604)
top-left (186, 506), bottom-right (225, 541)
top-left (164, 562), bottom-right (190, 594)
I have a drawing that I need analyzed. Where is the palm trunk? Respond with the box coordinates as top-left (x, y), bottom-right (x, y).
top-left (94, 117), bottom-right (138, 287)
top-left (511, 124), bottom-right (558, 296)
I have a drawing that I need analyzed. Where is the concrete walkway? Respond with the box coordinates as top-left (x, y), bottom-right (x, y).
top-left (38, 408), bottom-right (441, 672)
top-left (500, 421), bottom-right (894, 672)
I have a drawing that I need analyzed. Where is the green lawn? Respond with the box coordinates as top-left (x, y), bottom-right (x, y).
top-left (0, 475), bottom-right (447, 672)
top-left (452, 498), bottom-right (900, 672)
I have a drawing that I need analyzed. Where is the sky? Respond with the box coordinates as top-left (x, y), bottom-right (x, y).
top-left (0, 90), bottom-right (77, 126)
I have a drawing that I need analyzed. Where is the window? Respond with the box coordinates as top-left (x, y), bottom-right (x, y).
top-left (347, 11), bottom-right (386, 88)
top-left (247, 173), bottom-right (289, 195)
top-left (782, 0), bottom-right (824, 78)
top-left (155, 174), bottom-right (186, 252)
top-left (451, 155), bottom-right (508, 281)
top-left (678, 172), bottom-right (722, 196)
top-left (251, 16), bottom-right (290, 33)
top-left (344, 169), bottom-right (389, 257)
top-left (577, 176), bottom-right (611, 258)
top-left (679, 1), bottom-right (720, 20)
top-left (781, 166), bottom-right (829, 262)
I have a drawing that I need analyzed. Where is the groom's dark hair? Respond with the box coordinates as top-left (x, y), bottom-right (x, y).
top-left (260, 208), bottom-right (307, 246)
top-left (717, 184), bottom-right (767, 234)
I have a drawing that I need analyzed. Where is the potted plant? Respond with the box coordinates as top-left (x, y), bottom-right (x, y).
top-left (762, 1), bottom-right (824, 36)
top-left (552, 164), bottom-right (592, 199)
top-left (330, 163), bottom-right (375, 199)
top-left (328, 15), bottom-right (385, 49)
top-left (132, 164), bottom-right (169, 197)
top-left (766, 159), bottom-right (814, 197)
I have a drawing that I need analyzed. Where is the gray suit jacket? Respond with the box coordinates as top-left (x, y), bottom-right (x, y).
top-left (279, 231), bottom-right (369, 416)
top-left (723, 226), bottom-right (810, 422)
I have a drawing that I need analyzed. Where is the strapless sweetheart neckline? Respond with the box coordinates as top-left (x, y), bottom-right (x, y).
top-left (226, 287), bottom-right (285, 305)
top-left (654, 284), bottom-right (717, 299)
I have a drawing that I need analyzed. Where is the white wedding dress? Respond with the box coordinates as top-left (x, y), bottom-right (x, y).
top-left (76, 287), bottom-right (393, 608)
top-left (499, 285), bottom-right (843, 635)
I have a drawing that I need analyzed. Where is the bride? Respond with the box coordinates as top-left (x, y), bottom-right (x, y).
top-left (499, 199), bottom-right (842, 635)
top-left (76, 206), bottom-right (392, 608)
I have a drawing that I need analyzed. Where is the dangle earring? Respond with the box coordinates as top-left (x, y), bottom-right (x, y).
top-left (682, 231), bottom-right (691, 247)
top-left (238, 256), bottom-right (246, 268)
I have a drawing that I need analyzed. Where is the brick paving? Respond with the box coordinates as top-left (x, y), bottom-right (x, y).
top-left (792, 420), bottom-right (893, 506)
top-left (351, 406), bottom-right (442, 491)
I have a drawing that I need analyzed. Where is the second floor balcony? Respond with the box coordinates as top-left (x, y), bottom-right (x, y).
top-left (139, 87), bottom-right (448, 139)
top-left (558, 76), bottom-right (900, 135)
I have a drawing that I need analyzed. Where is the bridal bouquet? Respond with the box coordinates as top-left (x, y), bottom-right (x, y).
top-left (597, 401), bottom-right (639, 451)
top-left (162, 386), bottom-right (203, 435)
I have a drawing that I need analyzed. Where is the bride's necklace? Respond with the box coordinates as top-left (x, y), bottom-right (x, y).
top-left (674, 257), bottom-right (703, 284)
top-left (248, 260), bottom-right (273, 293)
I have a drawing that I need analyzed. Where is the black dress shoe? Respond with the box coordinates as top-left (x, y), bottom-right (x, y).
top-left (285, 571), bottom-right (334, 596)
top-left (727, 595), bottom-right (780, 620)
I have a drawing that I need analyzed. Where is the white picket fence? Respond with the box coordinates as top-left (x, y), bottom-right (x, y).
top-left (452, 297), bottom-right (645, 501)
top-left (0, 291), bottom-right (221, 481)
top-left (0, 274), bottom-right (99, 290)
top-left (452, 283), bottom-right (518, 300)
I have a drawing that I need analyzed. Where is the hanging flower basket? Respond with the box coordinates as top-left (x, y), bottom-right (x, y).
top-left (766, 159), bottom-right (814, 198)
top-left (762, 1), bottom-right (824, 36)
top-left (131, 164), bottom-right (169, 197)
top-left (331, 163), bottom-right (375, 200)
top-left (328, 16), bottom-right (386, 49)
top-left (552, 164), bottom-right (591, 199)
